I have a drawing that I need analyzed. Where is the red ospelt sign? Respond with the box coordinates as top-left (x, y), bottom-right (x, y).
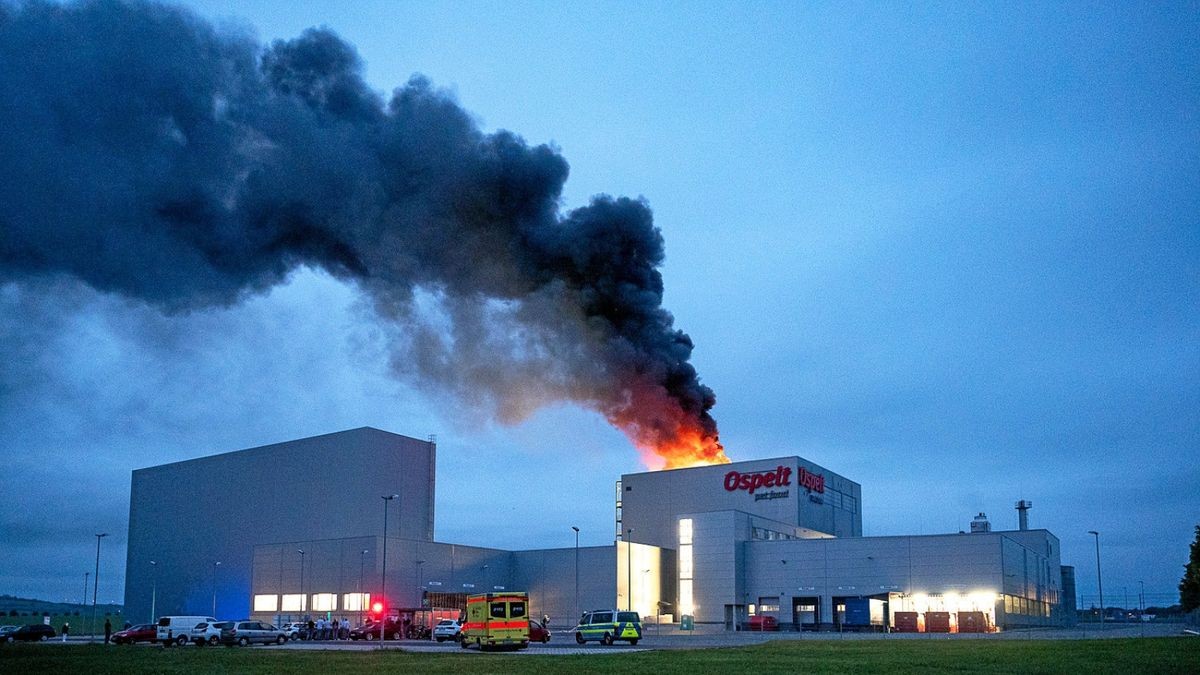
top-left (723, 465), bottom-right (825, 494)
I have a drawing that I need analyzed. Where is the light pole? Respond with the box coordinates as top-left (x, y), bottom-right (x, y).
top-left (211, 561), bottom-right (222, 618)
top-left (91, 533), bottom-right (107, 642)
top-left (625, 527), bottom-right (634, 612)
top-left (482, 564), bottom-right (490, 590)
top-left (83, 572), bottom-right (89, 607)
top-left (416, 560), bottom-right (426, 605)
top-left (572, 526), bottom-right (580, 621)
top-left (1088, 530), bottom-right (1104, 626)
top-left (380, 494), bottom-right (397, 650)
top-left (359, 549), bottom-right (368, 626)
top-left (149, 561), bottom-right (157, 623)
top-left (298, 549), bottom-right (306, 618)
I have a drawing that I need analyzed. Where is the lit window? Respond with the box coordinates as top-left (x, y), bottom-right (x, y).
top-left (679, 545), bottom-right (693, 578)
top-left (679, 518), bottom-right (693, 545)
top-left (312, 593), bottom-right (337, 611)
top-left (343, 593), bottom-right (371, 611)
top-left (679, 579), bottom-right (694, 615)
top-left (281, 594), bottom-right (306, 611)
top-left (253, 594), bottom-right (278, 612)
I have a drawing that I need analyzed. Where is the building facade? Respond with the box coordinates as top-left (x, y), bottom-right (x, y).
top-left (124, 430), bottom-right (1072, 632)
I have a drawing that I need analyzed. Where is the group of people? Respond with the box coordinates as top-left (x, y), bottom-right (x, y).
top-left (297, 617), bottom-right (351, 640)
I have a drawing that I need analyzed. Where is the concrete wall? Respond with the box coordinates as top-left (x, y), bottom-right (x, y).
top-left (123, 428), bottom-right (436, 621)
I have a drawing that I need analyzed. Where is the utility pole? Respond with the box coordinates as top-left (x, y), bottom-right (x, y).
top-left (91, 533), bottom-right (108, 642)
top-left (572, 526), bottom-right (580, 620)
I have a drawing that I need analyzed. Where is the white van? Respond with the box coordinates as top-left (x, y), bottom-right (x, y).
top-left (157, 616), bottom-right (217, 645)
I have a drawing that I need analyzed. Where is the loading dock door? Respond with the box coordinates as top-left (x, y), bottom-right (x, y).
top-left (792, 596), bottom-right (819, 630)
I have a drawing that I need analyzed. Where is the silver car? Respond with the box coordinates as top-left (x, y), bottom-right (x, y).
top-left (219, 620), bottom-right (285, 646)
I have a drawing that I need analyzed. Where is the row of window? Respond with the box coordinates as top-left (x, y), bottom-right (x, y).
top-left (679, 519), bottom-right (694, 616)
top-left (751, 526), bottom-right (799, 541)
top-left (1003, 594), bottom-right (1051, 618)
top-left (252, 592), bottom-right (371, 613)
top-left (822, 490), bottom-right (858, 513)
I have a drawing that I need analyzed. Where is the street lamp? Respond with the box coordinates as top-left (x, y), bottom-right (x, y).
top-left (359, 549), bottom-right (369, 625)
top-left (298, 549), bottom-right (307, 618)
top-left (211, 561), bottom-right (222, 618)
top-left (416, 560), bottom-right (426, 605)
top-left (482, 564), bottom-right (490, 590)
top-left (91, 533), bottom-right (108, 642)
top-left (625, 527), bottom-right (634, 612)
top-left (380, 494), bottom-right (398, 650)
top-left (1088, 530), bottom-right (1104, 626)
top-left (572, 526), bottom-right (580, 620)
top-left (149, 561), bottom-right (157, 623)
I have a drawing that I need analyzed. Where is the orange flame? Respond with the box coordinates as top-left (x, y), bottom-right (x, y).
top-left (606, 380), bottom-right (730, 470)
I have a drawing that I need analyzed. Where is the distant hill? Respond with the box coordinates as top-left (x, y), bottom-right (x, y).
top-left (0, 594), bottom-right (123, 618)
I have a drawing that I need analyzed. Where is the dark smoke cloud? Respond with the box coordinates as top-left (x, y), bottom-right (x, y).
top-left (0, 0), bottom-right (723, 465)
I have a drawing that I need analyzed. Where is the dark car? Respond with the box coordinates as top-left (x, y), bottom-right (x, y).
top-left (349, 618), bottom-right (404, 641)
top-left (528, 619), bottom-right (551, 643)
top-left (112, 623), bottom-right (157, 645)
top-left (6, 624), bottom-right (56, 642)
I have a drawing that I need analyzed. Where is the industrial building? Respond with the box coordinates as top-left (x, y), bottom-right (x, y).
top-left (124, 427), bottom-right (1074, 632)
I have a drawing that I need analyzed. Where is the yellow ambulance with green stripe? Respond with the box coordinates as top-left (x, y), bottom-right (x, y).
top-left (572, 609), bottom-right (642, 645)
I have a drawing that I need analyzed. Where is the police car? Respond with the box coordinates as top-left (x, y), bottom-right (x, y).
top-left (571, 610), bottom-right (642, 646)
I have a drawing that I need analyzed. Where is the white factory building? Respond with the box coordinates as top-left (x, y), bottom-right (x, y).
top-left (125, 428), bottom-right (1074, 632)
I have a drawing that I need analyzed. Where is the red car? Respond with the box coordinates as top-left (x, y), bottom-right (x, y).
top-left (112, 623), bottom-right (157, 644)
top-left (747, 615), bottom-right (779, 631)
top-left (528, 619), bottom-right (551, 643)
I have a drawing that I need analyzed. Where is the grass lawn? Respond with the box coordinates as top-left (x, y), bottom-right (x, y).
top-left (1, 637), bottom-right (1198, 674)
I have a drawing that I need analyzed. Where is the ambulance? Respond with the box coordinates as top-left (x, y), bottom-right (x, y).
top-left (460, 592), bottom-right (531, 650)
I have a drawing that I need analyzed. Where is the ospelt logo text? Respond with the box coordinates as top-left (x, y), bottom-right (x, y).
top-left (724, 466), bottom-right (792, 494)
top-left (723, 466), bottom-right (825, 494)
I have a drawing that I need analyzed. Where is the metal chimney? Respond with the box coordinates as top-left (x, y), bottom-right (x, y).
top-left (1015, 500), bottom-right (1032, 531)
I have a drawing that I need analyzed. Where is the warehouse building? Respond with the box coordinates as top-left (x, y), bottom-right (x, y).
top-left (124, 427), bottom-right (1072, 632)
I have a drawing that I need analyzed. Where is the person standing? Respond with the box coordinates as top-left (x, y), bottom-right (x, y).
top-left (61, 621), bottom-right (69, 643)
top-left (104, 618), bottom-right (112, 644)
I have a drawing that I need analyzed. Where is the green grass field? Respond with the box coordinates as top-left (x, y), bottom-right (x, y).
top-left (1, 638), bottom-right (1197, 674)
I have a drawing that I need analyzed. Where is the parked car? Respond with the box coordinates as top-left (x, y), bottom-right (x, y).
top-left (157, 616), bottom-right (218, 646)
top-left (112, 623), bottom-right (157, 645)
top-left (571, 610), bottom-right (641, 646)
top-left (190, 621), bottom-right (224, 646)
top-left (280, 622), bottom-right (302, 640)
top-left (6, 624), bottom-right (56, 642)
top-left (747, 614), bottom-right (779, 631)
top-left (528, 619), bottom-right (552, 643)
top-left (432, 619), bottom-right (461, 643)
top-left (219, 620), bottom-right (285, 646)
top-left (349, 618), bottom-right (403, 641)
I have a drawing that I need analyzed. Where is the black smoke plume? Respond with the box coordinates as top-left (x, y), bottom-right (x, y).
top-left (0, 0), bottom-right (727, 467)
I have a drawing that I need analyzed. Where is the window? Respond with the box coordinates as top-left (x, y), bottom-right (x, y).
top-left (281, 594), bottom-right (306, 611)
top-left (312, 593), bottom-right (336, 612)
top-left (617, 612), bottom-right (639, 622)
top-left (679, 518), bottom-right (693, 545)
top-left (509, 602), bottom-right (526, 618)
top-left (343, 593), bottom-right (370, 611)
top-left (593, 612), bottom-right (613, 624)
top-left (253, 594), bottom-right (278, 612)
top-left (679, 580), bottom-right (694, 616)
top-left (582, 613), bottom-right (594, 625)
top-left (490, 602), bottom-right (507, 618)
top-left (679, 545), bottom-right (693, 578)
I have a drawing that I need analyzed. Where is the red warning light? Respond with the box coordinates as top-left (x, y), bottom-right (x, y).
top-left (372, 601), bottom-right (384, 614)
